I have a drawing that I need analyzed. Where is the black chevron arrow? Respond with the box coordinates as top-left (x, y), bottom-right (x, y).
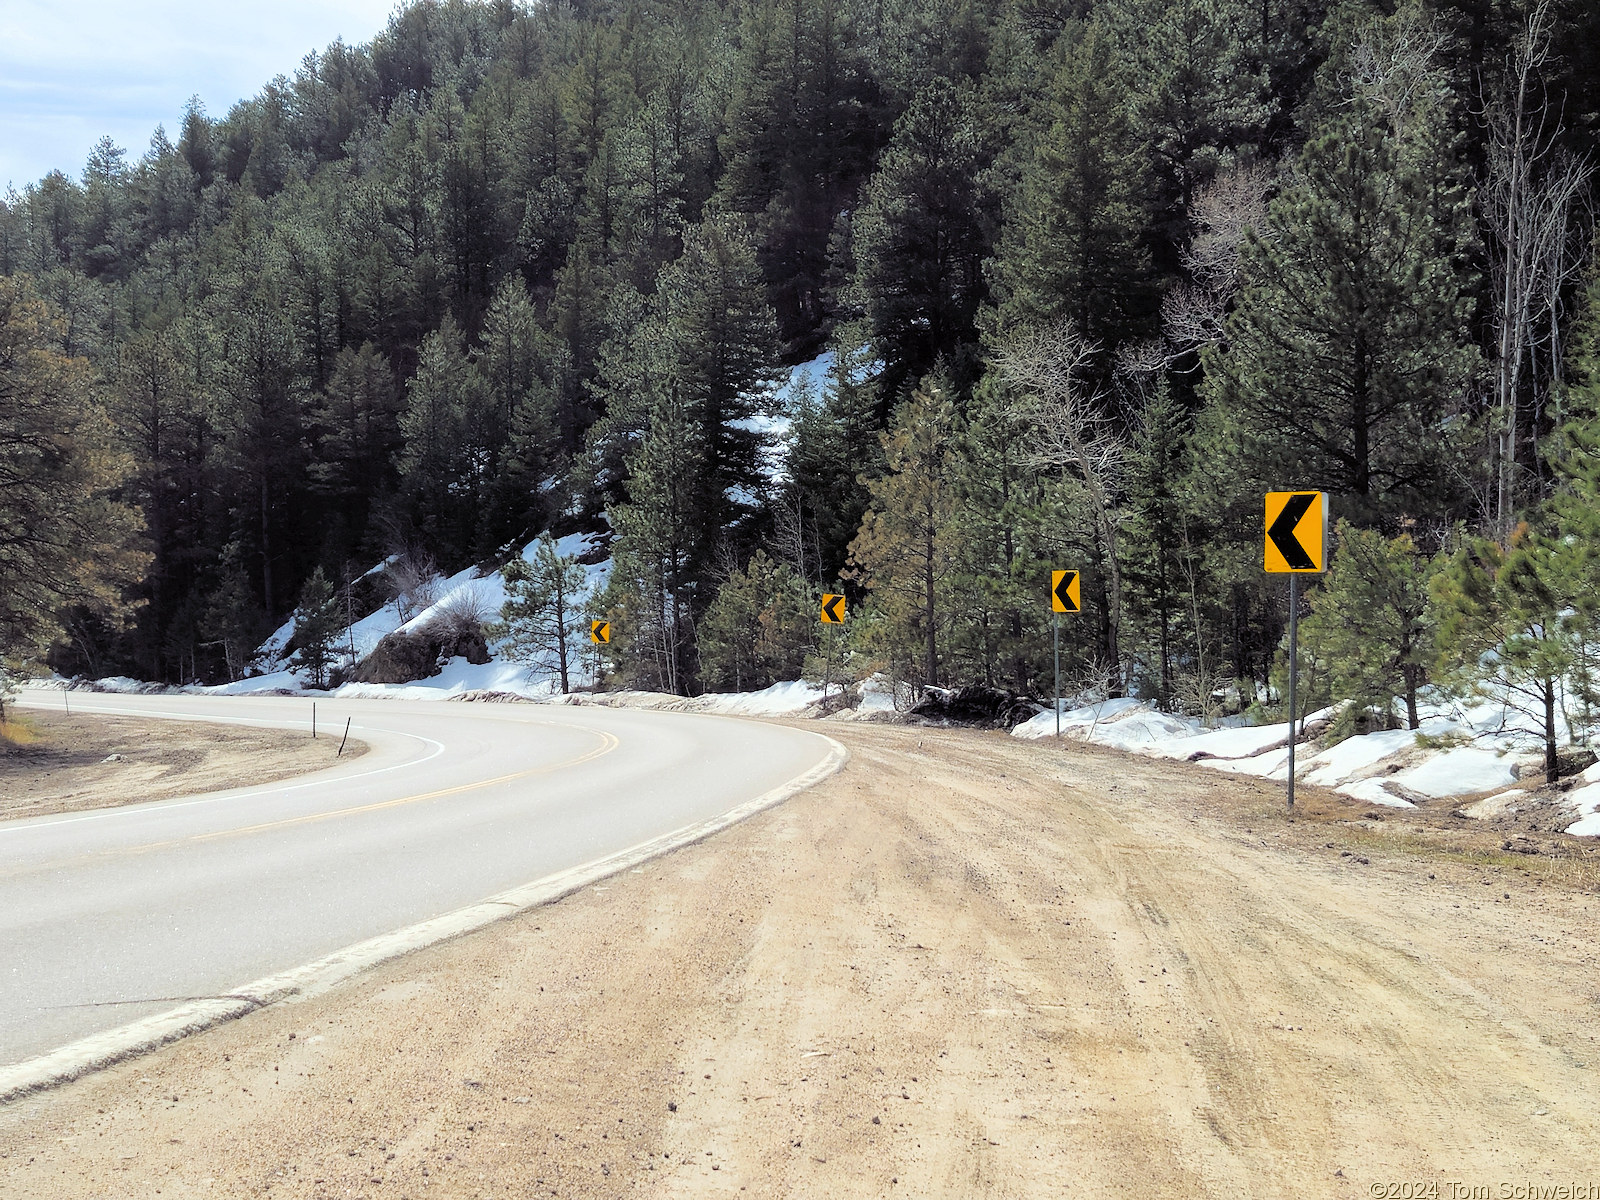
top-left (1268, 493), bottom-right (1318, 570)
top-left (822, 594), bottom-right (845, 623)
top-left (1053, 571), bottom-right (1079, 611)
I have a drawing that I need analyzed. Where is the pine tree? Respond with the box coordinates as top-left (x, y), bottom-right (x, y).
top-left (1107, 0), bottom-right (1272, 249)
top-left (849, 77), bottom-right (990, 396)
top-left (987, 18), bottom-right (1154, 355)
top-left (588, 214), bottom-right (784, 583)
top-left (397, 316), bottom-right (490, 557)
top-left (1430, 527), bottom-right (1590, 782)
top-left (947, 373), bottom-right (1053, 692)
top-left (311, 343), bottom-right (402, 523)
top-left (1299, 521), bottom-right (1442, 730)
top-left (292, 566), bottom-right (342, 688)
top-left (498, 534), bottom-right (589, 694)
top-left (605, 385), bottom-right (704, 694)
top-left (699, 550), bottom-right (815, 691)
top-left (653, 215), bottom-right (785, 540)
top-left (0, 277), bottom-right (147, 663)
top-left (203, 551), bottom-right (269, 683)
top-left (847, 379), bottom-right (961, 691)
top-left (1122, 380), bottom-right (1197, 708)
top-left (785, 338), bottom-right (883, 582)
top-left (476, 277), bottom-right (558, 549)
top-left (1199, 18), bottom-right (1480, 523)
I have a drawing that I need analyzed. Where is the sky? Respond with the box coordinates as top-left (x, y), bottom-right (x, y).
top-left (0, 1), bottom-right (400, 190)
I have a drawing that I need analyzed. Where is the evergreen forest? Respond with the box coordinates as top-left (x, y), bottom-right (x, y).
top-left (6, 0), bottom-right (1600, 735)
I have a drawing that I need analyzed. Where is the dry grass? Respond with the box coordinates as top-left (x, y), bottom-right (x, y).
top-left (0, 710), bottom-right (365, 820)
top-left (0, 713), bottom-right (40, 748)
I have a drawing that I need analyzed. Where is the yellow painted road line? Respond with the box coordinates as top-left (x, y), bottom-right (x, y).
top-left (3, 725), bottom-right (620, 879)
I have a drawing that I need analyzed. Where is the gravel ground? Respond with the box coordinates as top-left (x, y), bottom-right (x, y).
top-left (0, 709), bottom-right (366, 822)
top-left (1, 721), bottom-right (1597, 1198)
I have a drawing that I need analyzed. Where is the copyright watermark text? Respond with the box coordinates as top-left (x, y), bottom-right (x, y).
top-left (1370, 1184), bottom-right (1600, 1200)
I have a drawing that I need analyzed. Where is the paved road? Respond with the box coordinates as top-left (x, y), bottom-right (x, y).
top-left (1, 693), bottom-right (837, 1068)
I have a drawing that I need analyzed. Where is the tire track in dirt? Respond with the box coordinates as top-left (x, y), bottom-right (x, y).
top-left (2, 722), bottom-right (1597, 1198)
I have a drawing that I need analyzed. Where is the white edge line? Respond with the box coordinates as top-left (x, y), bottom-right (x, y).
top-left (2, 731), bottom-right (448, 836)
top-left (0, 734), bottom-right (849, 1106)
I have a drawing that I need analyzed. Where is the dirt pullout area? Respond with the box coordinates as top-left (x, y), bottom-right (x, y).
top-left (3, 725), bottom-right (1599, 1198)
top-left (0, 709), bottom-right (367, 821)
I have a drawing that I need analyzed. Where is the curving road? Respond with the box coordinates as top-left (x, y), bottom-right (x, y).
top-left (0, 693), bottom-right (841, 1074)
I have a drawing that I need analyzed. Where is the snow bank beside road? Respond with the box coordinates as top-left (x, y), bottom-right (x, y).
top-left (1008, 693), bottom-right (1574, 826)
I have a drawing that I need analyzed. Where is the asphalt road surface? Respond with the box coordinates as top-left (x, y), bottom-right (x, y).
top-left (1, 693), bottom-right (838, 1069)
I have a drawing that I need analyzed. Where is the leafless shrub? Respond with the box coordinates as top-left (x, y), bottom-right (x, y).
top-left (1066, 659), bottom-right (1123, 743)
top-left (996, 322), bottom-right (1122, 487)
top-left (426, 584), bottom-right (496, 640)
top-left (1070, 658), bottom-right (1121, 703)
top-left (1172, 665), bottom-right (1230, 727)
top-left (1113, 339), bottom-right (1171, 393)
top-left (384, 551), bottom-right (438, 623)
top-left (1483, 0), bottom-right (1593, 529)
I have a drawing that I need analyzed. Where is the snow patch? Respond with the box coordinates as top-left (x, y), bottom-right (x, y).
top-left (1388, 748), bottom-right (1519, 799)
top-left (1197, 746), bottom-right (1291, 779)
top-left (1334, 778), bottom-right (1416, 808)
top-left (1566, 811), bottom-right (1600, 837)
top-left (1151, 721), bottom-right (1288, 762)
top-left (690, 680), bottom-right (824, 716)
top-left (204, 670), bottom-right (307, 696)
top-left (1011, 697), bottom-right (1195, 744)
top-left (1299, 725), bottom-right (1432, 786)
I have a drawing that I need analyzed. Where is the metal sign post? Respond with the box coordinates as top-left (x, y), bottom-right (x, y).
top-left (1054, 610), bottom-right (1061, 738)
top-left (1287, 574), bottom-right (1299, 811)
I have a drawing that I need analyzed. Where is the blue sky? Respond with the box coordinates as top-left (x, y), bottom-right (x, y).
top-left (0, 1), bottom-right (399, 190)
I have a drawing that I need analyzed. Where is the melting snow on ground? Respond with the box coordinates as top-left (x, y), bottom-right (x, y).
top-left (1009, 687), bottom-right (1600, 834)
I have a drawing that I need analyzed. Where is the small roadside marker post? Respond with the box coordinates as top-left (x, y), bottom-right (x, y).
top-left (312, 701), bottom-right (317, 739)
top-left (1050, 571), bottom-right (1081, 738)
top-left (337, 717), bottom-right (352, 757)
top-left (1264, 491), bottom-right (1329, 813)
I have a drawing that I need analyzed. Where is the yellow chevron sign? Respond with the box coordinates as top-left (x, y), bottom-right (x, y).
top-left (590, 620), bottom-right (611, 644)
top-left (1264, 491), bottom-right (1328, 573)
top-left (820, 594), bottom-right (846, 625)
top-left (1051, 570), bottom-right (1081, 613)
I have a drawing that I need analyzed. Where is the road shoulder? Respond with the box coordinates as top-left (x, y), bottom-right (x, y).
top-left (2, 723), bottom-right (1595, 1198)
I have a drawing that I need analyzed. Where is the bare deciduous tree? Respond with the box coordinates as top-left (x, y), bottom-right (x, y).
top-left (995, 321), bottom-right (1126, 678)
top-left (1161, 163), bottom-right (1272, 356)
top-left (1344, 4), bottom-right (1450, 143)
top-left (1484, 0), bottom-right (1593, 532)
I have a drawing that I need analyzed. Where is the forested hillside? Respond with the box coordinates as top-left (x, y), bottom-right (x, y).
top-left (3, 0), bottom-right (1600, 720)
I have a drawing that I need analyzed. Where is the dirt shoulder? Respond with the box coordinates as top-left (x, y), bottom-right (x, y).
top-left (0, 708), bottom-right (367, 822)
top-left (2, 723), bottom-right (1597, 1198)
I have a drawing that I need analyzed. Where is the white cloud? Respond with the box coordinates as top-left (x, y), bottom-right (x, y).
top-left (0, 0), bottom-right (399, 188)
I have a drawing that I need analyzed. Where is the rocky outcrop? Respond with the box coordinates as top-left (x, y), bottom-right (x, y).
top-left (350, 623), bottom-right (490, 684)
